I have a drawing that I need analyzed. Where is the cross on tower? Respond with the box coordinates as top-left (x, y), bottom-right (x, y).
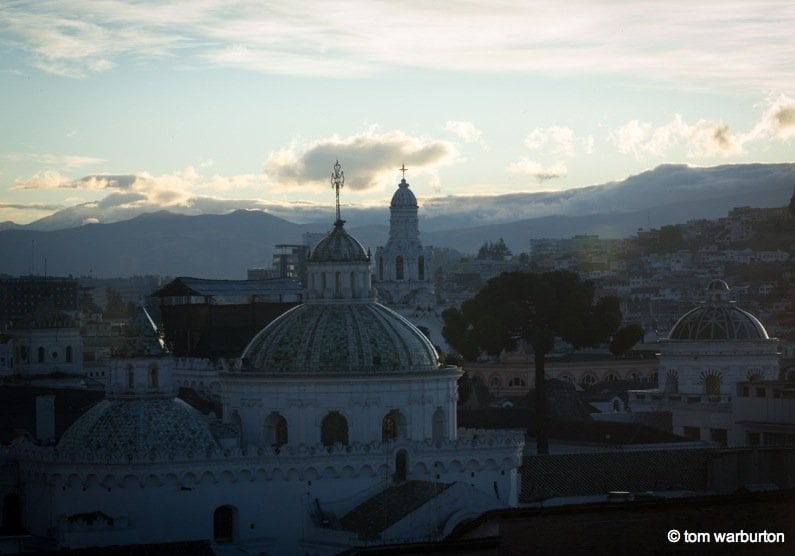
top-left (330, 159), bottom-right (345, 223)
top-left (399, 163), bottom-right (408, 180)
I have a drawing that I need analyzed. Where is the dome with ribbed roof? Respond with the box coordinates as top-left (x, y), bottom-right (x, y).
top-left (390, 179), bottom-right (418, 209)
top-left (668, 281), bottom-right (769, 340)
top-left (309, 220), bottom-right (369, 262)
top-left (241, 302), bottom-right (440, 374)
top-left (57, 398), bottom-right (220, 459)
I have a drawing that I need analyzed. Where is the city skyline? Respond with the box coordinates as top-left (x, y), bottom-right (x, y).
top-left (1, 1), bottom-right (794, 225)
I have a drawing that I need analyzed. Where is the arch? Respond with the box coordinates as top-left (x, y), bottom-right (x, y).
top-left (396, 256), bottom-right (404, 280)
top-left (432, 407), bottom-right (446, 442)
top-left (580, 373), bottom-right (597, 386)
top-left (508, 376), bottom-right (526, 387)
top-left (265, 412), bottom-right (288, 447)
top-left (395, 449), bottom-right (408, 482)
top-left (605, 373), bottom-right (619, 382)
top-left (704, 374), bottom-right (721, 395)
top-left (321, 411), bottom-right (348, 446)
top-left (65, 345), bottom-right (73, 363)
top-left (213, 505), bottom-right (238, 542)
top-left (37, 346), bottom-right (45, 363)
top-left (381, 410), bottom-right (407, 442)
top-left (418, 255), bottom-right (426, 281)
top-left (489, 375), bottom-right (501, 388)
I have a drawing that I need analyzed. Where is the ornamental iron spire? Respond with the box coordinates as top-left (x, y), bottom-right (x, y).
top-left (331, 159), bottom-right (345, 223)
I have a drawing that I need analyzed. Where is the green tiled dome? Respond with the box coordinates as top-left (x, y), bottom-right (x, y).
top-left (241, 303), bottom-right (440, 374)
top-left (57, 398), bottom-right (220, 459)
top-left (310, 220), bottom-right (369, 262)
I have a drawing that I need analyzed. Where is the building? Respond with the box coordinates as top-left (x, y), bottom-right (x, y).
top-left (629, 280), bottom-right (780, 446)
top-left (374, 167), bottom-right (435, 310)
top-left (9, 163), bottom-right (523, 554)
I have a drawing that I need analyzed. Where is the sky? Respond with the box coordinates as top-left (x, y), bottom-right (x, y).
top-left (1, 1), bottom-right (794, 226)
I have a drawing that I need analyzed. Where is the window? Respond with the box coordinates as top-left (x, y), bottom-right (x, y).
top-left (321, 411), bottom-right (349, 446)
top-left (747, 432), bottom-right (760, 446)
top-left (581, 374), bottom-right (596, 386)
top-left (418, 256), bottom-right (425, 281)
top-left (396, 256), bottom-right (404, 280)
top-left (381, 410), bottom-right (407, 443)
top-left (432, 408), bottom-right (445, 442)
top-left (37, 347), bottom-right (45, 363)
top-left (489, 375), bottom-right (501, 387)
top-left (705, 375), bottom-right (720, 395)
top-left (65, 346), bottom-right (73, 363)
top-left (335, 272), bottom-right (342, 297)
top-left (665, 371), bottom-right (678, 394)
top-left (148, 365), bottom-right (159, 389)
top-left (710, 428), bottom-right (728, 447)
top-left (395, 450), bottom-right (408, 482)
top-left (265, 413), bottom-right (288, 447)
top-left (378, 256), bottom-right (384, 281)
top-left (605, 373), bottom-right (618, 382)
top-left (127, 365), bottom-right (135, 390)
top-left (756, 387), bottom-right (766, 398)
top-left (508, 377), bottom-right (526, 387)
top-left (683, 426), bottom-right (701, 440)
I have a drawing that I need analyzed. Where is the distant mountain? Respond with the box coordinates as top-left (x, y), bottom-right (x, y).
top-left (1, 164), bottom-right (792, 278)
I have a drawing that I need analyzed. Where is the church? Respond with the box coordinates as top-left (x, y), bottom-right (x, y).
top-left (9, 162), bottom-right (523, 554)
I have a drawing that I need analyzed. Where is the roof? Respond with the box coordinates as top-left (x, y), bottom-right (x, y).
top-left (339, 481), bottom-right (453, 539)
top-left (390, 178), bottom-right (418, 209)
top-left (308, 220), bottom-right (369, 263)
top-left (57, 397), bottom-right (221, 460)
top-left (152, 277), bottom-right (301, 299)
top-left (241, 303), bottom-right (441, 374)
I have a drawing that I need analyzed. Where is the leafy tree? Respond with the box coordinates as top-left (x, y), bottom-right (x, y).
top-left (442, 270), bottom-right (625, 454)
top-left (476, 238), bottom-right (512, 261)
top-left (609, 323), bottom-right (644, 356)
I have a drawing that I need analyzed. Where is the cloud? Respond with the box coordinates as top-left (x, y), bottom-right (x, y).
top-left (13, 170), bottom-right (73, 190)
top-left (264, 129), bottom-right (457, 190)
top-left (524, 126), bottom-right (576, 156)
top-left (609, 116), bottom-right (741, 158)
top-left (96, 192), bottom-right (147, 208)
top-left (2, 2), bottom-right (793, 91)
top-left (507, 158), bottom-right (568, 181)
top-left (0, 201), bottom-right (62, 211)
top-left (444, 121), bottom-right (487, 148)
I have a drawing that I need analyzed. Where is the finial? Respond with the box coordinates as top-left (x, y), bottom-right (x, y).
top-left (399, 163), bottom-right (408, 180)
top-left (331, 159), bottom-right (345, 223)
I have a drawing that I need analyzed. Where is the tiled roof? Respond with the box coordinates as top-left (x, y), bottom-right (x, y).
top-left (340, 481), bottom-right (453, 539)
top-left (520, 449), bottom-right (710, 502)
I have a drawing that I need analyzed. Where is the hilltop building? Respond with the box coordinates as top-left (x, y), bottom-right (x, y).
top-left (9, 163), bottom-right (523, 554)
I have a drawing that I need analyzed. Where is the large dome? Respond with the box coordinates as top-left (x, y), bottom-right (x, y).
top-left (57, 398), bottom-right (220, 459)
top-left (241, 303), bottom-right (440, 374)
top-left (310, 220), bottom-right (369, 262)
top-left (390, 179), bottom-right (418, 209)
top-left (668, 281), bottom-right (769, 340)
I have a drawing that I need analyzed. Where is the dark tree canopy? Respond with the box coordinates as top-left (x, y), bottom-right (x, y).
top-left (476, 238), bottom-right (512, 261)
top-left (609, 323), bottom-right (644, 356)
top-left (442, 270), bottom-right (626, 454)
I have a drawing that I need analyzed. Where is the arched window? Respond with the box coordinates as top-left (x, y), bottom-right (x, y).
top-left (378, 256), bottom-right (384, 281)
top-left (382, 410), bottom-right (407, 442)
top-left (148, 365), bottom-right (159, 389)
top-left (127, 365), bottom-right (135, 390)
top-left (605, 373), bottom-right (618, 382)
top-left (396, 256), bottom-right (404, 280)
top-left (581, 374), bottom-right (596, 386)
top-left (213, 505), bottom-right (237, 542)
top-left (335, 272), bottom-right (342, 298)
top-left (432, 407), bottom-right (445, 442)
top-left (489, 375), bottom-right (501, 388)
top-left (65, 345), bottom-right (73, 363)
top-left (265, 412), bottom-right (288, 447)
top-left (321, 411), bottom-right (349, 446)
top-left (508, 377), bottom-right (526, 387)
top-left (705, 374), bottom-right (721, 395)
top-left (350, 271), bottom-right (356, 297)
top-left (37, 347), bottom-right (45, 363)
top-left (418, 256), bottom-right (425, 281)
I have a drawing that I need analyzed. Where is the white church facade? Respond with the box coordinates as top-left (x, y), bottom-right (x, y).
top-left (10, 163), bottom-right (523, 554)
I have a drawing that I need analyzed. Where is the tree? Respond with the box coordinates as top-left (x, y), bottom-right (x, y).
top-left (609, 323), bottom-right (644, 356)
top-left (442, 270), bottom-right (625, 454)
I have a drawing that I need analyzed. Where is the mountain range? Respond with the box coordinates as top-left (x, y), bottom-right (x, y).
top-left (1, 163), bottom-right (792, 279)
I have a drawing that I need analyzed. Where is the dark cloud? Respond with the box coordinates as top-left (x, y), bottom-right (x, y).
top-left (265, 131), bottom-right (456, 190)
top-left (96, 192), bottom-right (147, 208)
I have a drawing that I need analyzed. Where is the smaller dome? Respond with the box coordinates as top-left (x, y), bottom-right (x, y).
top-left (309, 220), bottom-right (369, 263)
top-left (57, 398), bottom-right (220, 460)
top-left (707, 279), bottom-right (730, 291)
top-left (390, 179), bottom-right (418, 209)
